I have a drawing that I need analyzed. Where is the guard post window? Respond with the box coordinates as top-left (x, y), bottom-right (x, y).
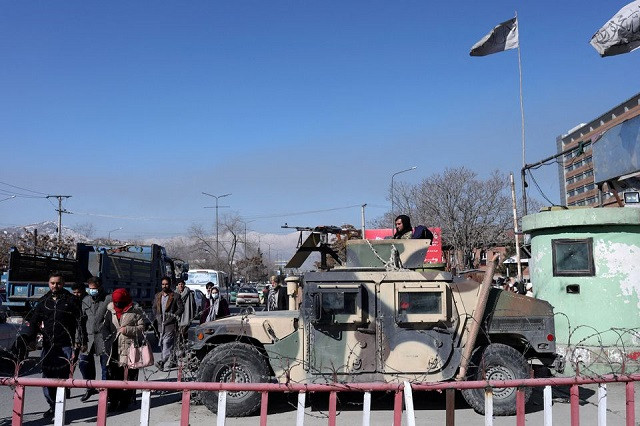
top-left (551, 238), bottom-right (595, 276)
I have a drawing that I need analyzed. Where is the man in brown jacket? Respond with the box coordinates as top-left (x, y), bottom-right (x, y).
top-left (153, 276), bottom-right (184, 371)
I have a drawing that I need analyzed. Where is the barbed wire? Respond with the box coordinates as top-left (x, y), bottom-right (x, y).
top-left (2, 294), bottom-right (639, 419)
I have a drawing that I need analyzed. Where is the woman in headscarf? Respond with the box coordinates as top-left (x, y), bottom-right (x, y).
top-left (200, 282), bottom-right (230, 324)
top-left (102, 288), bottom-right (145, 411)
top-left (393, 215), bottom-right (413, 239)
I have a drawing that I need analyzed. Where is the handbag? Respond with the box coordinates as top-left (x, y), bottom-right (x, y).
top-left (127, 341), bottom-right (154, 368)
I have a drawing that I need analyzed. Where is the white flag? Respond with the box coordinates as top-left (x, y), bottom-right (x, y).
top-left (470, 17), bottom-right (519, 57)
top-left (590, 0), bottom-right (640, 57)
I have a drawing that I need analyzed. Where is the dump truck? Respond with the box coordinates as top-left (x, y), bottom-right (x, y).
top-left (190, 235), bottom-right (563, 417)
top-left (4, 243), bottom-right (185, 318)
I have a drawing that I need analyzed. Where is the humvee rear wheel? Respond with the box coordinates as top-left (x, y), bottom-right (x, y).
top-left (197, 342), bottom-right (270, 417)
top-left (461, 343), bottom-right (531, 416)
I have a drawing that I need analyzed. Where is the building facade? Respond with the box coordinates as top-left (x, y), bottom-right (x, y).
top-left (557, 93), bottom-right (640, 207)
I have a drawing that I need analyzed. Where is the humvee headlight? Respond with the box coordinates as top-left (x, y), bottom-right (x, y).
top-left (197, 332), bottom-right (205, 340)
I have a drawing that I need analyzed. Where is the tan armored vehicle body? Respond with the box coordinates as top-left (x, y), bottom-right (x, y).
top-left (191, 239), bottom-right (561, 417)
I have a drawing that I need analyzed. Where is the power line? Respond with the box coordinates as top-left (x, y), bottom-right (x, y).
top-left (245, 204), bottom-right (362, 220)
top-left (0, 180), bottom-right (48, 196)
top-left (526, 169), bottom-right (559, 207)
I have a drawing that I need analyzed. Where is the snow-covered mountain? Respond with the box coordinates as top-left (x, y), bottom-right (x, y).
top-left (1, 221), bottom-right (90, 242)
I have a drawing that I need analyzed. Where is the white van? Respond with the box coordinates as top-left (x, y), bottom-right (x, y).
top-left (185, 269), bottom-right (228, 294)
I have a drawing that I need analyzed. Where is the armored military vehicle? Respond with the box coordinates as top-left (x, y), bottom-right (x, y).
top-left (190, 236), bottom-right (562, 417)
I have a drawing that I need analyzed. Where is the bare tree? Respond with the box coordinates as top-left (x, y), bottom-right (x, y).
top-left (383, 167), bottom-right (513, 269)
top-left (0, 231), bottom-right (20, 269)
top-left (17, 228), bottom-right (77, 258)
top-left (72, 222), bottom-right (96, 239)
top-left (188, 213), bottom-right (244, 282)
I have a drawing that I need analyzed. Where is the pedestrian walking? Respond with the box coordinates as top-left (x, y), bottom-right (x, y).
top-left (102, 288), bottom-right (145, 411)
top-left (153, 276), bottom-right (184, 371)
top-left (200, 283), bottom-right (230, 323)
top-left (78, 276), bottom-right (111, 402)
top-left (176, 279), bottom-right (197, 352)
top-left (12, 272), bottom-right (82, 419)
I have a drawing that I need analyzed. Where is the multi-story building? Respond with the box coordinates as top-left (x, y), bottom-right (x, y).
top-left (557, 93), bottom-right (640, 207)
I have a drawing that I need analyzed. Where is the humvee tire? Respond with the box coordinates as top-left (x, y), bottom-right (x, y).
top-left (461, 343), bottom-right (532, 416)
top-left (197, 342), bottom-right (269, 417)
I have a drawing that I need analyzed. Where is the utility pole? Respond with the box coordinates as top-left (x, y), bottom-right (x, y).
top-left (202, 192), bottom-right (231, 261)
top-left (46, 195), bottom-right (71, 256)
top-left (361, 203), bottom-right (367, 238)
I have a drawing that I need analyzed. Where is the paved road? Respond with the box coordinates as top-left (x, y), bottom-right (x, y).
top-left (1, 323), bottom-right (638, 425)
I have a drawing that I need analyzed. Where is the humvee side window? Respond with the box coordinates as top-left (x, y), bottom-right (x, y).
top-left (552, 238), bottom-right (595, 276)
top-left (314, 284), bottom-right (364, 324)
top-left (398, 292), bottom-right (441, 315)
top-left (322, 292), bottom-right (357, 315)
top-left (395, 282), bottom-right (448, 323)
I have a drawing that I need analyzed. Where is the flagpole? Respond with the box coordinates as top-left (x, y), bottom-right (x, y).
top-left (515, 11), bottom-right (528, 215)
top-left (515, 12), bottom-right (526, 285)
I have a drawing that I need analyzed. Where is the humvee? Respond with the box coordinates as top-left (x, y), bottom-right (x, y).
top-left (190, 237), bottom-right (562, 417)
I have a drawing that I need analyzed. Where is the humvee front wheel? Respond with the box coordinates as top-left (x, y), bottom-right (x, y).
top-left (197, 342), bottom-right (270, 417)
top-left (461, 343), bottom-right (531, 416)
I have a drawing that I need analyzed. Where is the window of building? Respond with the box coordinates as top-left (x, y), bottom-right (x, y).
top-left (552, 238), bottom-right (595, 276)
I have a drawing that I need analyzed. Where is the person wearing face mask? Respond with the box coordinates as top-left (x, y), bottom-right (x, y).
top-left (78, 277), bottom-right (111, 402)
top-left (200, 282), bottom-right (230, 324)
top-left (152, 276), bottom-right (184, 371)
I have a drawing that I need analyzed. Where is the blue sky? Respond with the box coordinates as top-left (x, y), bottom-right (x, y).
top-left (1, 1), bottom-right (639, 239)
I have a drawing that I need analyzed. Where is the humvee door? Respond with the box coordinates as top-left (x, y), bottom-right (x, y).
top-left (307, 283), bottom-right (377, 376)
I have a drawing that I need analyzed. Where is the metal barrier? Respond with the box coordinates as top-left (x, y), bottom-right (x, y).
top-left (1, 374), bottom-right (638, 426)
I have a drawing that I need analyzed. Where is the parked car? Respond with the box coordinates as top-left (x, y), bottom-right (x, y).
top-left (235, 287), bottom-right (260, 306)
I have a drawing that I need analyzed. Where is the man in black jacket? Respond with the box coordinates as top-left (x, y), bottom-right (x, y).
top-left (16, 271), bottom-right (82, 418)
top-left (153, 276), bottom-right (184, 371)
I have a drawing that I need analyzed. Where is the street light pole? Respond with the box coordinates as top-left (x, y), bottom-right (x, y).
top-left (390, 166), bottom-right (417, 226)
top-left (108, 227), bottom-right (123, 241)
top-left (202, 192), bottom-right (232, 260)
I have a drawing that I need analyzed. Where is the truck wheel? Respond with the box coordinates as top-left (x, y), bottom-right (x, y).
top-left (197, 342), bottom-right (270, 417)
top-left (461, 343), bottom-right (531, 416)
